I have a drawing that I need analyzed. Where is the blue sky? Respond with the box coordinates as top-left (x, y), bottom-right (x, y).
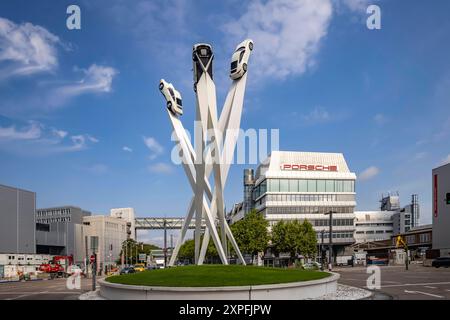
top-left (1, 0), bottom-right (450, 244)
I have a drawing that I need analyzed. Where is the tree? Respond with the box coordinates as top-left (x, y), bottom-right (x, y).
top-left (230, 209), bottom-right (270, 264)
top-left (178, 236), bottom-right (219, 263)
top-left (299, 220), bottom-right (317, 258)
top-left (117, 239), bottom-right (160, 265)
top-left (271, 219), bottom-right (317, 261)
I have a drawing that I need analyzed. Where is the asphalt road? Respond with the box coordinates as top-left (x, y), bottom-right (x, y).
top-left (0, 276), bottom-right (97, 300)
top-left (336, 264), bottom-right (450, 300)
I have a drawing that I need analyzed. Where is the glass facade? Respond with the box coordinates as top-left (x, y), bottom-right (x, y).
top-left (253, 178), bottom-right (355, 200)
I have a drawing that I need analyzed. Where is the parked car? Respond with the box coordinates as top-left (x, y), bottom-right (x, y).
top-left (303, 262), bottom-right (321, 270)
top-left (432, 257), bottom-right (450, 268)
top-left (159, 79), bottom-right (183, 116)
top-left (146, 265), bottom-right (157, 271)
top-left (120, 267), bottom-right (136, 275)
top-left (230, 39), bottom-right (253, 80)
top-left (134, 263), bottom-right (146, 272)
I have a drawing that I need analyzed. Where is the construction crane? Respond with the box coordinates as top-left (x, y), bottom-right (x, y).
top-left (395, 235), bottom-right (409, 270)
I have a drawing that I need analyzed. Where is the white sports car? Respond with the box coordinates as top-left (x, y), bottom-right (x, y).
top-left (230, 39), bottom-right (253, 80)
top-left (159, 79), bottom-right (183, 116)
top-left (192, 43), bottom-right (214, 91)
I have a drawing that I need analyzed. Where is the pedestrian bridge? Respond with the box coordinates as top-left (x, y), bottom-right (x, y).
top-left (135, 217), bottom-right (206, 230)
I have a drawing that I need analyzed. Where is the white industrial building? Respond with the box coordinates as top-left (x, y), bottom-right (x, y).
top-left (354, 211), bottom-right (395, 243)
top-left (79, 215), bottom-right (128, 272)
top-left (110, 207), bottom-right (136, 240)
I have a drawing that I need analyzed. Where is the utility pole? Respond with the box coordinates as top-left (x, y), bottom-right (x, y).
top-left (92, 252), bottom-right (97, 291)
top-left (320, 230), bottom-right (325, 271)
top-left (164, 219), bottom-right (167, 268)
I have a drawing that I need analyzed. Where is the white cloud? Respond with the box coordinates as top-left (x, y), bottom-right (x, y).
top-left (49, 64), bottom-right (118, 107)
top-left (143, 136), bottom-right (164, 159)
top-left (51, 128), bottom-right (68, 139)
top-left (0, 121), bottom-right (41, 140)
top-left (148, 162), bottom-right (174, 174)
top-left (86, 164), bottom-right (108, 175)
top-left (0, 119), bottom-right (98, 155)
top-left (338, 0), bottom-right (371, 12)
top-left (122, 146), bottom-right (133, 152)
top-left (358, 166), bottom-right (380, 181)
top-left (223, 0), bottom-right (332, 80)
top-left (440, 155), bottom-right (450, 166)
top-left (300, 107), bottom-right (331, 124)
top-left (0, 17), bottom-right (60, 79)
top-left (374, 113), bottom-right (388, 125)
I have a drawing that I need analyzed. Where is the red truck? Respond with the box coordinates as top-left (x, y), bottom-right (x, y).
top-left (38, 255), bottom-right (73, 278)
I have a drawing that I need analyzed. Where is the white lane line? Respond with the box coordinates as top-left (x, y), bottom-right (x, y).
top-left (382, 281), bottom-right (450, 288)
top-left (404, 290), bottom-right (444, 299)
top-left (6, 294), bottom-right (32, 300)
top-left (424, 286), bottom-right (437, 289)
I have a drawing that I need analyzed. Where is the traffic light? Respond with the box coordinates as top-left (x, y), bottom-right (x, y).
top-left (446, 193), bottom-right (450, 205)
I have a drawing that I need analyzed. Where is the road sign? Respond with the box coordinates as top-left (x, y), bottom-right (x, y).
top-left (139, 253), bottom-right (147, 261)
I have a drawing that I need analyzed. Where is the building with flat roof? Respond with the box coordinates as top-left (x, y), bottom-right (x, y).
top-left (80, 215), bottom-right (128, 272)
top-left (110, 208), bottom-right (135, 240)
top-left (230, 151), bottom-right (357, 258)
top-left (432, 162), bottom-right (450, 256)
top-left (35, 206), bottom-right (91, 258)
top-left (0, 184), bottom-right (36, 254)
top-left (354, 211), bottom-right (395, 243)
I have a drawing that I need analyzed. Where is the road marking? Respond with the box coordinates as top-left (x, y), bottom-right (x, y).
top-left (6, 295), bottom-right (28, 300)
top-left (404, 290), bottom-right (444, 298)
top-left (424, 286), bottom-right (437, 289)
top-left (382, 281), bottom-right (450, 288)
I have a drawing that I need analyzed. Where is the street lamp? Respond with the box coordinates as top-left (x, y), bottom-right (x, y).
top-left (324, 211), bottom-right (337, 270)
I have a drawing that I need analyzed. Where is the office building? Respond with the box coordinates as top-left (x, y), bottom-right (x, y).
top-left (354, 211), bottom-right (395, 243)
top-left (80, 215), bottom-right (128, 272)
top-left (0, 184), bottom-right (36, 254)
top-left (379, 193), bottom-right (420, 234)
top-left (230, 151), bottom-right (357, 256)
top-left (432, 162), bottom-right (450, 256)
top-left (35, 206), bottom-right (91, 257)
top-left (110, 207), bottom-right (136, 240)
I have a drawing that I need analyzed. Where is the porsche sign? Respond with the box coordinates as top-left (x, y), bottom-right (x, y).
top-left (280, 164), bottom-right (338, 172)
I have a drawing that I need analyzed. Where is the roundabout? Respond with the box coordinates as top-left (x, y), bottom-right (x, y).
top-left (98, 265), bottom-right (339, 300)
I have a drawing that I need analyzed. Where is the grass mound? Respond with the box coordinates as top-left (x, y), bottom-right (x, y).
top-left (106, 265), bottom-right (330, 287)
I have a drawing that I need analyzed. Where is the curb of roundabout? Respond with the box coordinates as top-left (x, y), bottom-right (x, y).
top-left (95, 272), bottom-right (341, 300)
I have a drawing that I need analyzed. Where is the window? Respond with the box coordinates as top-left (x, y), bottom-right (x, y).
top-left (90, 236), bottom-right (99, 252)
top-left (317, 180), bottom-right (326, 192)
top-left (289, 180), bottom-right (298, 192)
top-left (419, 233), bottom-right (430, 243)
top-left (335, 180), bottom-right (344, 192)
top-left (269, 179), bottom-right (279, 192)
top-left (343, 180), bottom-right (353, 192)
top-left (299, 180), bottom-right (308, 192)
top-left (325, 180), bottom-right (334, 192)
top-left (307, 180), bottom-right (316, 192)
top-left (280, 180), bottom-right (289, 192)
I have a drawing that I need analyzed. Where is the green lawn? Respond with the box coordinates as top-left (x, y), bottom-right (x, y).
top-left (106, 265), bottom-right (330, 287)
